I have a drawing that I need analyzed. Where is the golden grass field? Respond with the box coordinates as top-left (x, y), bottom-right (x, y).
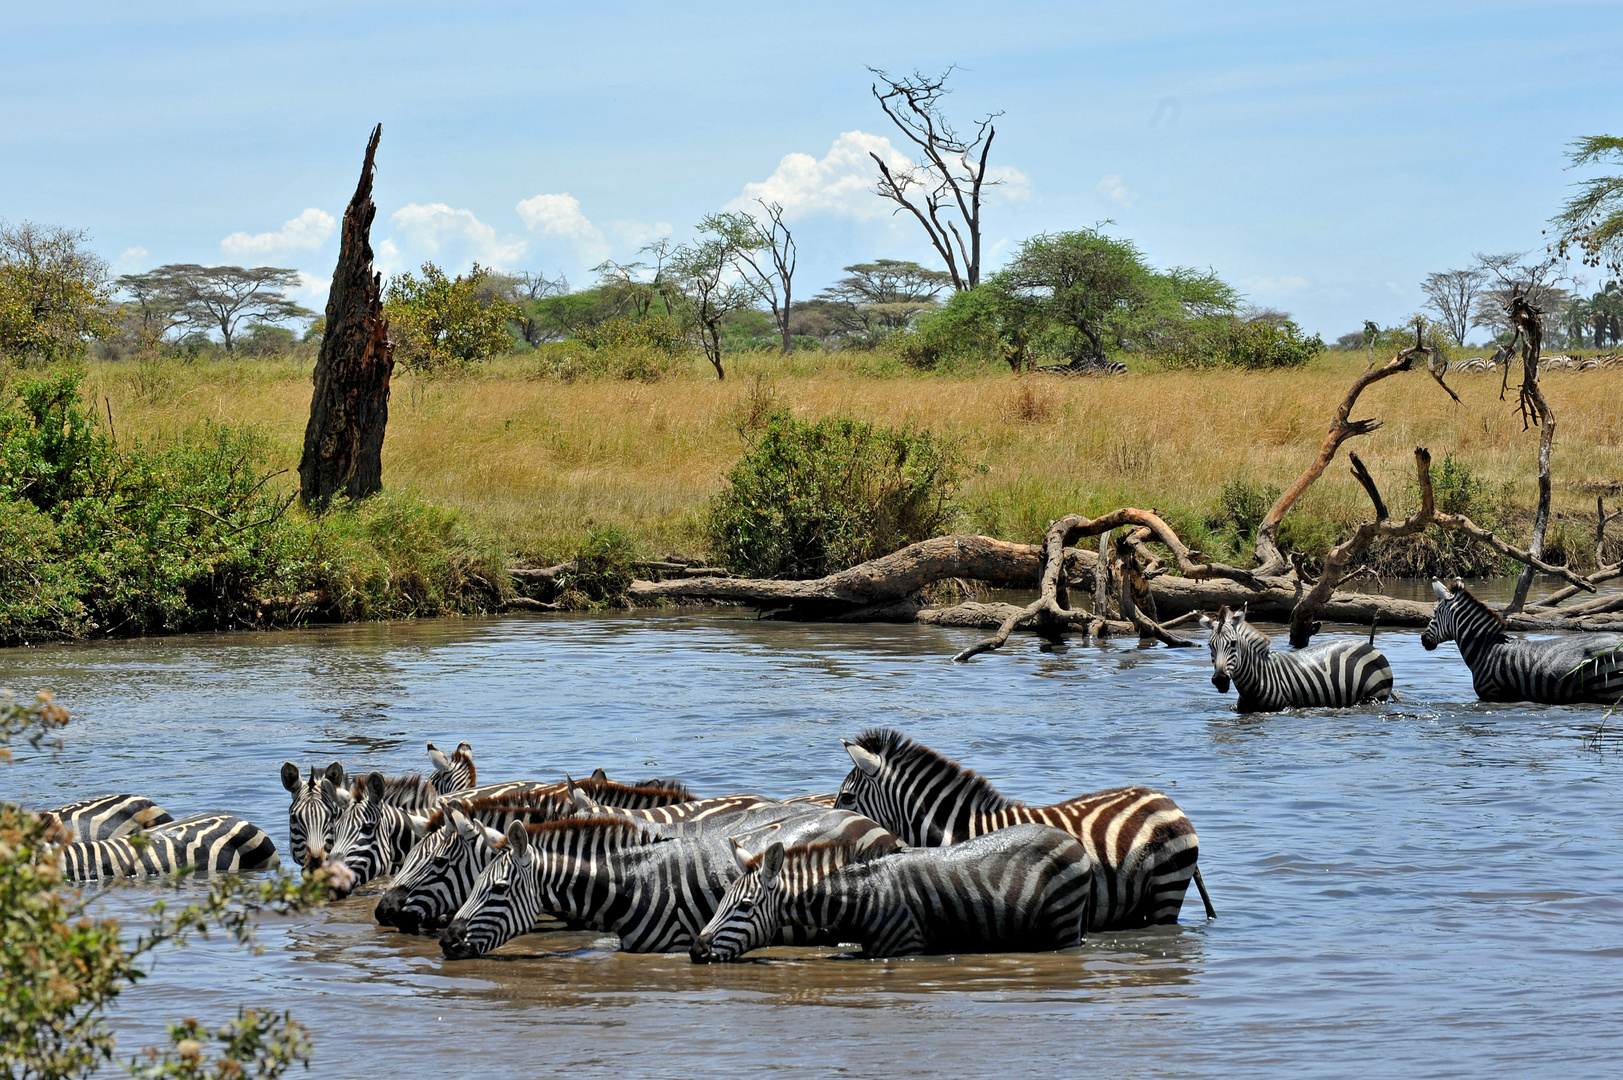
top-left (83, 349), bottom-right (1623, 568)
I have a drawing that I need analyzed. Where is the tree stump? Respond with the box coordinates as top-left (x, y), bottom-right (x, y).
top-left (299, 124), bottom-right (394, 508)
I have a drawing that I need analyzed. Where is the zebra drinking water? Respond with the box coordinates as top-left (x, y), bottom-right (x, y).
top-left (1422, 579), bottom-right (1623, 704)
top-left (323, 772), bottom-right (432, 897)
top-left (690, 823), bottom-right (1093, 962)
top-left (439, 809), bottom-right (900, 958)
top-left (1199, 605), bottom-right (1395, 711)
top-left (37, 793), bottom-right (173, 844)
top-left (833, 728), bottom-right (1210, 929)
top-left (59, 812), bottom-right (278, 881)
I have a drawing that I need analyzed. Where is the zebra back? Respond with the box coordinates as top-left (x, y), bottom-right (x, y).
top-left (59, 812), bottom-right (278, 881)
top-left (37, 793), bottom-right (173, 844)
top-left (837, 728), bottom-right (1201, 929)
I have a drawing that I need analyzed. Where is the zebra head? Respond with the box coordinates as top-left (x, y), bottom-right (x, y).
top-left (690, 840), bottom-right (786, 964)
top-left (381, 809), bottom-right (505, 935)
top-left (1200, 606), bottom-right (1265, 693)
top-left (427, 741), bottom-right (476, 795)
top-left (325, 772), bottom-right (430, 900)
top-left (440, 821), bottom-right (542, 960)
top-left (1421, 579), bottom-right (1457, 651)
top-left (281, 760), bottom-right (347, 872)
top-left (834, 729), bottom-right (1008, 846)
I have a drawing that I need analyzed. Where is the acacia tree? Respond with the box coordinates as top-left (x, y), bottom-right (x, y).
top-left (124, 264), bottom-right (310, 351)
top-left (868, 67), bottom-right (1001, 291)
top-left (814, 259), bottom-right (952, 343)
top-left (717, 201), bottom-right (797, 354)
top-left (1470, 252), bottom-right (1566, 342)
top-left (1421, 267), bottom-right (1486, 346)
top-left (593, 239), bottom-right (679, 321)
top-left (0, 221), bottom-right (113, 364)
top-left (998, 229), bottom-right (1236, 364)
top-left (1552, 135), bottom-right (1623, 276)
top-left (675, 222), bottom-right (754, 380)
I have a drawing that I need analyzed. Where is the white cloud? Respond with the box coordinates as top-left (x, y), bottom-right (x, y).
top-left (730, 130), bottom-right (914, 220)
top-left (221, 207), bottom-right (335, 258)
top-left (113, 246), bottom-right (147, 273)
top-left (514, 191), bottom-right (614, 262)
top-left (986, 165), bottom-right (1033, 201)
top-left (1097, 173), bottom-right (1133, 207)
top-left (292, 271), bottom-right (330, 310)
top-left (606, 219), bottom-right (673, 248)
top-left (387, 203), bottom-right (527, 268)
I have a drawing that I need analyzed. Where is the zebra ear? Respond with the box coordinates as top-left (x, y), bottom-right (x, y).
top-left (1198, 612), bottom-right (1215, 630)
top-left (566, 777), bottom-right (603, 814)
top-left (323, 762), bottom-right (346, 787)
top-left (590, 767), bottom-right (608, 780)
top-left (761, 842), bottom-right (785, 880)
top-left (427, 742), bottom-right (451, 773)
top-left (366, 772), bottom-right (385, 802)
top-left (280, 762), bottom-right (300, 793)
top-left (843, 740), bottom-right (882, 777)
top-left (456, 741), bottom-right (473, 757)
top-left (729, 837), bottom-right (752, 872)
top-left (450, 808), bottom-right (477, 840)
top-left (505, 820), bottom-right (530, 857)
top-left (1431, 580), bottom-right (1450, 600)
top-left (406, 813), bottom-right (431, 837)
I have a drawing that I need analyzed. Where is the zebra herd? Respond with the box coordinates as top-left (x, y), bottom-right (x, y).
top-left (1449, 347), bottom-right (1621, 374)
top-left (1201, 579), bottom-right (1621, 711)
top-left (20, 575), bottom-right (1618, 967)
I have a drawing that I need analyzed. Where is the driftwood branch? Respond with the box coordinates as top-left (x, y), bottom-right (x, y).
top-left (1254, 330), bottom-right (1452, 576)
top-left (952, 519), bottom-right (1083, 662)
top-left (1289, 448), bottom-right (1435, 647)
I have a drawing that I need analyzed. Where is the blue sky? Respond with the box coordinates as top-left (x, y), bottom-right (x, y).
top-left (4, 0), bottom-right (1619, 337)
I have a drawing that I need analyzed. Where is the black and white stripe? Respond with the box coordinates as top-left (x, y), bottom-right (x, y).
top-left (691, 823), bottom-right (1093, 962)
top-left (58, 812), bottom-right (278, 881)
top-left (323, 772), bottom-right (432, 897)
top-left (38, 793), bottom-right (174, 844)
top-left (1422, 579), bottom-right (1623, 704)
top-left (834, 728), bottom-right (1211, 929)
top-left (1200, 605), bottom-right (1395, 711)
top-left (281, 761), bottom-right (348, 871)
top-left (439, 810), bottom-right (900, 958)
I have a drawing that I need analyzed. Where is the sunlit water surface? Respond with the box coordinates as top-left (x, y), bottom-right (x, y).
top-left (3, 591), bottom-right (1621, 1079)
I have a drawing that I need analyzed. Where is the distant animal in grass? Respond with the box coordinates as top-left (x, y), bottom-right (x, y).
top-left (1199, 606), bottom-right (1394, 711)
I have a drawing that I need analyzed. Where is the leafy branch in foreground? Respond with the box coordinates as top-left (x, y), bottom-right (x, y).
top-left (1, 690), bottom-right (325, 1080)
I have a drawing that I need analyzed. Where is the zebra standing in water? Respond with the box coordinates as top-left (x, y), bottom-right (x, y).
top-left (691, 824), bottom-right (1093, 962)
top-left (1200, 605), bottom-right (1395, 711)
top-left (37, 794), bottom-right (173, 843)
top-left (833, 728), bottom-right (1212, 929)
top-left (376, 777), bottom-right (712, 932)
top-left (1422, 579), bottom-right (1623, 704)
top-left (59, 813), bottom-right (278, 881)
top-left (440, 810), bottom-right (900, 958)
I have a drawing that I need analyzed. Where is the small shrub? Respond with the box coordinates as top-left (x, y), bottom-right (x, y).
top-left (1215, 479), bottom-right (1280, 541)
top-left (1157, 316), bottom-right (1325, 370)
top-left (708, 413), bottom-right (961, 579)
top-left (557, 526), bottom-right (639, 609)
top-left (577, 313), bottom-right (689, 355)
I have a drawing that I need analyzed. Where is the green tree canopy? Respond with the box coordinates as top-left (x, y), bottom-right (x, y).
top-left (997, 229), bottom-right (1238, 362)
top-left (384, 262), bottom-right (516, 373)
top-left (118, 264), bottom-right (310, 352)
top-left (0, 221), bottom-right (113, 365)
top-left (1553, 135), bottom-right (1623, 276)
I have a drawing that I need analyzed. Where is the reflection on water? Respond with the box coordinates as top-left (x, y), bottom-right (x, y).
top-left (3, 588), bottom-right (1623, 1079)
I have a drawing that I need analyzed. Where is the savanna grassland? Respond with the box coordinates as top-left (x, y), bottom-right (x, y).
top-left (86, 347), bottom-right (1623, 569)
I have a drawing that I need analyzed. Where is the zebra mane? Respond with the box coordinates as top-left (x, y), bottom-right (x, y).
top-left (853, 729), bottom-right (1018, 811)
top-left (578, 776), bottom-right (695, 804)
top-left (351, 772), bottom-right (440, 805)
top-left (511, 816), bottom-right (662, 852)
top-left (421, 786), bottom-right (569, 832)
top-left (742, 837), bottom-right (888, 876)
top-left (1448, 582), bottom-right (1510, 628)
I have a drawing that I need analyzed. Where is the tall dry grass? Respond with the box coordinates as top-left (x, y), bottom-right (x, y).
top-left (83, 350), bottom-right (1623, 567)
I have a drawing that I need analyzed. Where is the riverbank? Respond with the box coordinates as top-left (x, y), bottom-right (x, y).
top-left (3, 348), bottom-right (1619, 643)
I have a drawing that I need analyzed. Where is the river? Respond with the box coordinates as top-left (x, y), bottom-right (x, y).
top-left (3, 589), bottom-right (1620, 1079)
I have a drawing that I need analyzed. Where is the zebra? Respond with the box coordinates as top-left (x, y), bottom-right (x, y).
top-left (281, 761), bottom-right (348, 871)
top-left (59, 812), bottom-right (278, 881)
top-left (281, 741), bottom-right (475, 872)
top-left (322, 772), bottom-right (433, 897)
top-left (1422, 578), bottom-right (1623, 704)
top-left (439, 809), bottom-right (901, 959)
top-left (833, 728), bottom-right (1213, 929)
top-left (1199, 605), bottom-right (1395, 711)
top-left (37, 794), bottom-right (173, 844)
top-left (376, 776), bottom-right (709, 932)
top-left (690, 823), bottom-right (1093, 962)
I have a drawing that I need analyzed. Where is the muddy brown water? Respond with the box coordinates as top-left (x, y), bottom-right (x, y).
top-left (3, 580), bottom-right (1621, 1078)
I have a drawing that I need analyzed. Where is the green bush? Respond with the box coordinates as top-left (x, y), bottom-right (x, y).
top-left (0, 370), bottom-right (510, 644)
top-left (1157, 316), bottom-right (1325, 370)
top-left (708, 413), bottom-right (961, 579)
top-left (385, 262), bottom-right (517, 375)
top-left (557, 526), bottom-right (640, 609)
top-left (576, 313), bottom-right (689, 355)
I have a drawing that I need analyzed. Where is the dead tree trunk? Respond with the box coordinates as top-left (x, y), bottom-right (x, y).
top-left (1504, 293), bottom-right (1553, 613)
top-left (1253, 328), bottom-right (1458, 576)
top-left (299, 124), bottom-right (394, 508)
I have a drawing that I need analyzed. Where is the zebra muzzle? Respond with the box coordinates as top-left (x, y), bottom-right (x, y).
top-left (374, 887), bottom-right (406, 927)
top-left (1211, 672), bottom-right (1231, 693)
top-left (689, 934), bottom-right (716, 964)
top-left (439, 920), bottom-right (479, 960)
